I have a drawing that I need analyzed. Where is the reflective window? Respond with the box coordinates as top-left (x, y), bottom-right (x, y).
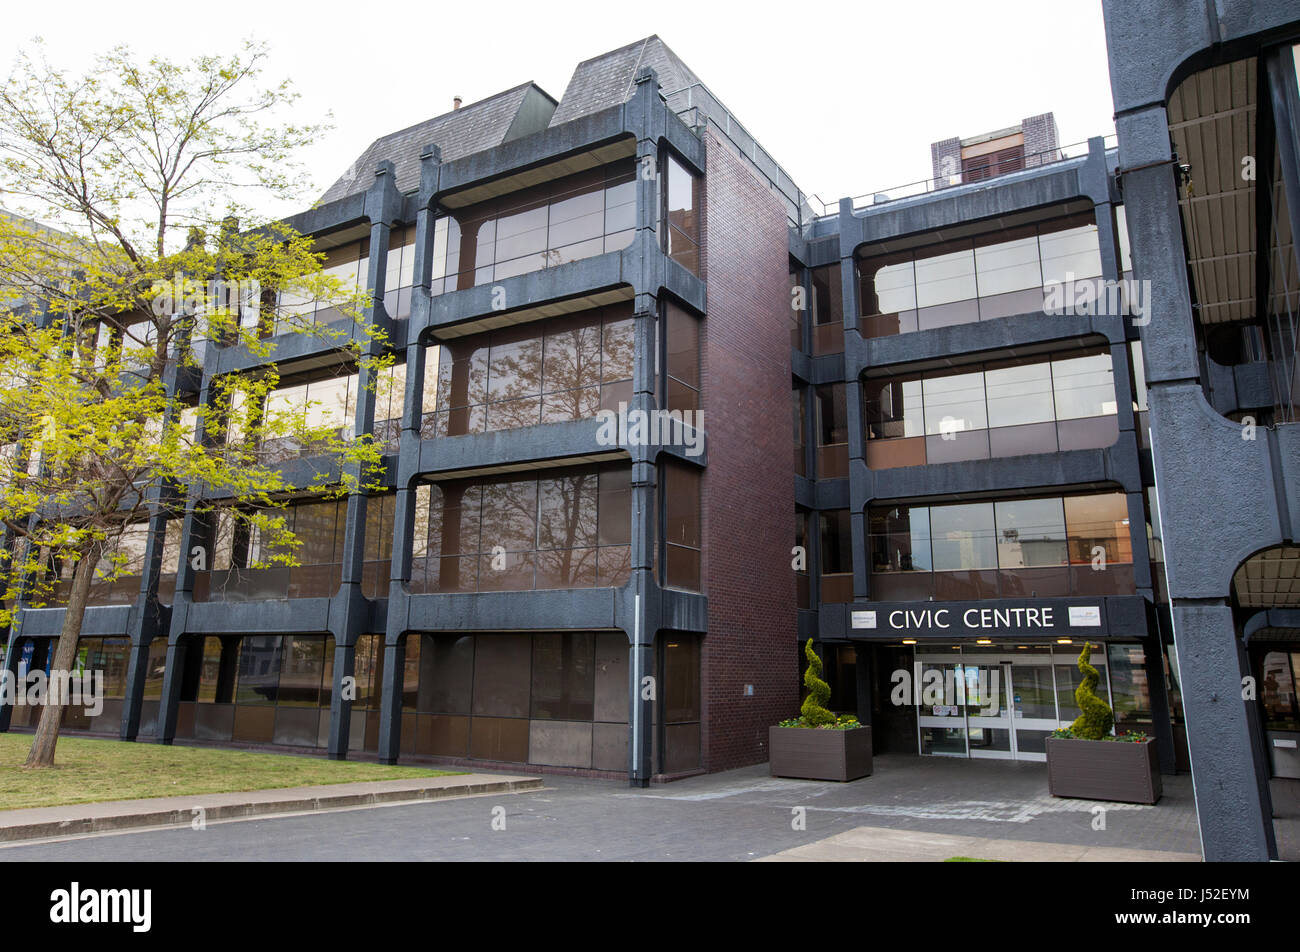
top-left (859, 211), bottom-right (1101, 338)
top-left (425, 303), bottom-right (633, 438)
top-left (431, 161), bottom-right (635, 294)
top-left (413, 463), bottom-right (631, 594)
top-left (815, 384), bottom-right (849, 479)
top-left (665, 301), bottom-right (701, 413)
top-left (819, 509), bottom-right (853, 603)
top-left (930, 503), bottom-right (997, 571)
top-left (870, 492), bottom-right (1135, 599)
top-left (662, 459), bottom-right (701, 592)
top-left (664, 153), bottom-right (700, 275)
top-left (865, 348), bottom-right (1118, 469)
top-left (811, 265), bottom-right (844, 355)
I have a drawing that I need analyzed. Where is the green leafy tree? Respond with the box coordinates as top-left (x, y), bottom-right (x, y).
top-left (1069, 642), bottom-right (1114, 740)
top-left (800, 638), bottom-right (835, 727)
top-left (0, 40), bottom-right (385, 767)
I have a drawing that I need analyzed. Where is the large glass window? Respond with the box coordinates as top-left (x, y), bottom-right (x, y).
top-left (273, 239), bottom-right (369, 336)
top-left (859, 211), bottom-right (1101, 338)
top-left (412, 463), bottom-right (631, 595)
top-left (819, 508), bottom-right (853, 604)
top-left (815, 383), bottom-right (849, 479)
top-left (382, 226), bottom-right (416, 320)
top-left (662, 459), bottom-right (702, 593)
top-left (664, 301), bottom-right (701, 413)
top-left (431, 161), bottom-right (635, 294)
top-left (663, 153), bottom-right (700, 276)
top-left (864, 347), bottom-right (1118, 469)
top-left (424, 303), bottom-right (633, 438)
top-left (870, 492), bottom-right (1135, 600)
top-left (811, 265), bottom-right (844, 356)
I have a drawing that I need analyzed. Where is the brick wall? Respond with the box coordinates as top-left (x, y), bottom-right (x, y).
top-left (930, 137), bottom-right (962, 187)
top-left (1021, 113), bottom-right (1060, 168)
top-left (696, 128), bottom-right (799, 772)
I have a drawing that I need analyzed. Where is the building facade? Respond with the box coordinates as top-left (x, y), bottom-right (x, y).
top-left (1, 12), bottom-right (1299, 861)
top-left (0, 38), bottom-right (801, 784)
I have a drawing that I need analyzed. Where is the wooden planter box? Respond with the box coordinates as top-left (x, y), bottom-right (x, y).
top-left (769, 726), bottom-right (872, 781)
top-left (1045, 736), bottom-right (1161, 804)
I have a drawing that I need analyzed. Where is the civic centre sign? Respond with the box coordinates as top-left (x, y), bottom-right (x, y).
top-left (850, 604), bottom-right (1103, 633)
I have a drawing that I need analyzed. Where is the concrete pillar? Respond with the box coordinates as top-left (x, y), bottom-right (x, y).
top-left (1174, 601), bottom-right (1275, 860)
top-left (155, 638), bottom-right (188, 745)
top-left (375, 638), bottom-right (405, 764)
top-left (327, 640), bottom-right (356, 760)
top-left (628, 640), bottom-right (654, 785)
top-left (119, 640), bottom-right (154, 741)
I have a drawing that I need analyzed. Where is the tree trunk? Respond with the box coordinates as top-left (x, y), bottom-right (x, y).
top-left (24, 545), bottom-right (99, 768)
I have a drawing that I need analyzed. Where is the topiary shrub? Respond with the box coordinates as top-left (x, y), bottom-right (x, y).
top-left (799, 639), bottom-right (836, 727)
top-left (1069, 642), bottom-right (1114, 740)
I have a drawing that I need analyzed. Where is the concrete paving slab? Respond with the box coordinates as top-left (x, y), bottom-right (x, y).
top-left (758, 824), bottom-right (1202, 862)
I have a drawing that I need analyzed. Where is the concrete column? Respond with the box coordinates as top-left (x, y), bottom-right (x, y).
top-left (1174, 601), bottom-right (1275, 861)
top-left (155, 638), bottom-right (188, 745)
top-left (628, 641), bottom-right (654, 785)
top-left (118, 640), bottom-right (154, 741)
top-left (327, 640), bottom-right (356, 760)
top-left (375, 638), bottom-right (405, 764)
top-left (0, 632), bottom-right (22, 732)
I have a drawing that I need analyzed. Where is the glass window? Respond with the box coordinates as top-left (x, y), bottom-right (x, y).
top-left (1064, 493), bottom-right (1132, 564)
top-left (984, 361), bottom-right (1054, 428)
top-left (530, 633), bottom-right (595, 721)
top-left (664, 153), bottom-right (700, 275)
top-left (1052, 352), bottom-right (1116, 419)
top-left (870, 506), bottom-right (932, 573)
top-left (663, 460), bottom-right (701, 592)
top-left (922, 372), bottom-right (987, 436)
top-left (929, 503), bottom-right (997, 571)
top-left (1261, 650), bottom-right (1299, 731)
top-left (864, 377), bottom-right (924, 440)
top-left (994, 498), bottom-right (1067, 567)
top-left (974, 229), bottom-right (1042, 296)
top-left (665, 301), bottom-right (700, 413)
top-left (915, 243), bottom-right (977, 309)
top-left (1039, 223), bottom-right (1103, 285)
top-left (819, 508), bottom-right (854, 603)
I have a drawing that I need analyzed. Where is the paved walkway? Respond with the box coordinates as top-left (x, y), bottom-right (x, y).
top-left (0, 773), bottom-right (542, 843)
top-left (758, 825), bottom-right (1201, 862)
top-left (0, 754), bottom-right (1222, 860)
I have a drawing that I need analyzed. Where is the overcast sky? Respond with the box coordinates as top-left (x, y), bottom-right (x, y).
top-left (3, 0), bottom-right (1118, 219)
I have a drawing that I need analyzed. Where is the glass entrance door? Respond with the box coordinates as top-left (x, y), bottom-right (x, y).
top-left (913, 645), bottom-right (1112, 761)
top-left (965, 662), bottom-right (1013, 759)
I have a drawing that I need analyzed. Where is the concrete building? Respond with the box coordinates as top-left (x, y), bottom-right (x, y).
top-left (3, 10), bottom-right (1300, 861)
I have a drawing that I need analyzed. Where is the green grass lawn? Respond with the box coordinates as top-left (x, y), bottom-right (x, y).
top-left (0, 733), bottom-right (459, 811)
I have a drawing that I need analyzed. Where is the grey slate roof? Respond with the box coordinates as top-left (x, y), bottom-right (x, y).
top-left (318, 83), bottom-right (550, 203)
top-left (549, 35), bottom-right (701, 127)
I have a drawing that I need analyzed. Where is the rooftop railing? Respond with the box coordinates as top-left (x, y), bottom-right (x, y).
top-left (805, 135), bottom-right (1118, 219)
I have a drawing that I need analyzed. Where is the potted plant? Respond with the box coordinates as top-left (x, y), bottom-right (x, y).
top-left (1044, 642), bottom-right (1161, 804)
top-left (769, 639), bottom-right (872, 781)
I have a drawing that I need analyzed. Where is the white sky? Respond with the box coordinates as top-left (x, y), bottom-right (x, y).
top-left (3, 0), bottom-right (1117, 220)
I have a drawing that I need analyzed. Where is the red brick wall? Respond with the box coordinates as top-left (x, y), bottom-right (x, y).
top-left (698, 129), bottom-right (799, 772)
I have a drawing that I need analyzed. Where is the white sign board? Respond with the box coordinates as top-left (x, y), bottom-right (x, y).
top-left (1068, 606), bottom-right (1102, 627)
